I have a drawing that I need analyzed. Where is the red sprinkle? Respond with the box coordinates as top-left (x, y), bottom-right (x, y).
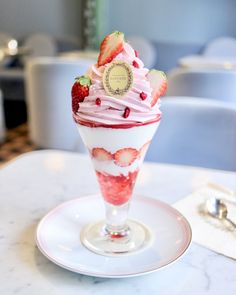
top-left (96, 97), bottom-right (101, 106)
top-left (140, 92), bottom-right (147, 100)
top-left (123, 107), bottom-right (130, 118)
top-left (134, 50), bottom-right (139, 57)
top-left (132, 60), bottom-right (139, 68)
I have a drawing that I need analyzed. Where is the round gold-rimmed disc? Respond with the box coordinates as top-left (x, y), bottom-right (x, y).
top-left (102, 60), bottom-right (133, 98)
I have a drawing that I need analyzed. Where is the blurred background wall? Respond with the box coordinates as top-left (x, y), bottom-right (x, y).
top-left (105, 0), bottom-right (236, 44)
top-left (0, 0), bottom-right (235, 45)
top-left (0, 0), bottom-right (82, 43)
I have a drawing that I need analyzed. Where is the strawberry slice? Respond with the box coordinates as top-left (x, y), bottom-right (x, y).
top-left (97, 31), bottom-right (125, 67)
top-left (91, 148), bottom-right (113, 161)
top-left (114, 148), bottom-right (138, 167)
top-left (139, 141), bottom-right (151, 158)
top-left (147, 70), bottom-right (167, 107)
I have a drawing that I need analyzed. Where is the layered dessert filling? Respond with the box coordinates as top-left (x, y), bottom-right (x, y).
top-left (78, 122), bottom-right (159, 205)
top-left (96, 170), bottom-right (138, 205)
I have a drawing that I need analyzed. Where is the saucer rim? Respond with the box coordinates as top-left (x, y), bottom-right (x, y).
top-left (36, 195), bottom-right (192, 278)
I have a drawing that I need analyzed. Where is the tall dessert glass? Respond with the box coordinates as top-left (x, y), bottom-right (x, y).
top-left (77, 120), bottom-right (160, 255)
top-left (71, 31), bottom-right (166, 256)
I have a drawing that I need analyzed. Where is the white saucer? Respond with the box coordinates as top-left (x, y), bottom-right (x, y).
top-left (36, 195), bottom-right (192, 278)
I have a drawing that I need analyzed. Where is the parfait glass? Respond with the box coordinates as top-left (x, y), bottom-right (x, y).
top-left (77, 120), bottom-right (160, 256)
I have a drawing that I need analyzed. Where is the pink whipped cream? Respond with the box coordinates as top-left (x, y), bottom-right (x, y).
top-left (73, 43), bottom-right (161, 126)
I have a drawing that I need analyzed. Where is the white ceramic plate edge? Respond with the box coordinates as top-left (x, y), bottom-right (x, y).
top-left (35, 195), bottom-right (192, 278)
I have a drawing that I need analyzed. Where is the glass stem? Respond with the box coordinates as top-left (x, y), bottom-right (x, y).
top-left (104, 201), bottom-right (130, 238)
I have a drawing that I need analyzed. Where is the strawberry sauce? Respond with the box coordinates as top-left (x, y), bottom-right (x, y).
top-left (96, 170), bottom-right (139, 205)
top-left (73, 114), bottom-right (161, 129)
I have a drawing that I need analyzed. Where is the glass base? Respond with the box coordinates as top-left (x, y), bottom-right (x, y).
top-left (80, 219), bottom-right (152, 256)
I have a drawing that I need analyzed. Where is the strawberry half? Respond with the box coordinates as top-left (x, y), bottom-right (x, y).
top-left (71, 76), bottom-right (91, 113)
top-left (97, 31), bottom-right (125, 67)
top-left (147, 70), bottom-right (167, 107)
top-left (92, 148), bottom-right (113, 161)
top-left (114, 148), bottom-right (138, 167)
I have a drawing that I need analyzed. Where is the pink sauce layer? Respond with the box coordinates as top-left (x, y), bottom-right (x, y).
top-left (74, 114), bottom-right (161, 129)
top-left (73, 42), bottom-right (161, 126)
top-left (96, 170), bottom-right (139, 205)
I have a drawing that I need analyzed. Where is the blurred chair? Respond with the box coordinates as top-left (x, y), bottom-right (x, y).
top-left (22, 34), bottom-right (57, 65)
top-left (166, 68), bottom-right (236, 102)
top-left (59, 50), bottom-right (98, 63)
top-left (56, 36), bottom-right (80, 53)
top-left (25, 57), bottom-right (94, 151)
top-left (146, 97), bottom-right (236, 172)
top-left (0, 89), bottom-right (5, 143)
top-left (0, 32), bottom-right (13, 47)
top-left (153, 41), bottom-right (203, 72)
top-left (0, 32), bottom-right (15, 67)
top-left (127, 36), bottom-right (156, 68)
top-left (203, 37), bottom-right (236, 57)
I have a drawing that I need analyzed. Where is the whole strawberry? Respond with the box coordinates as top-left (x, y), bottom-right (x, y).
top-left (71, 76), bottom-right (91, 113)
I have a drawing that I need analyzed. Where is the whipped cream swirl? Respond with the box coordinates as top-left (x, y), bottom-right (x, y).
top-left (73, 43), bottom-right (161, 126)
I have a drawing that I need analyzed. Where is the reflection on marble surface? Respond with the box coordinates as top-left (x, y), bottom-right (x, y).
top-left (1, 150), bottom-right (236, 294)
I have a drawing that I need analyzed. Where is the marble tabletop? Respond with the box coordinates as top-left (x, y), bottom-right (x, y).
top-left (1, 150), bottom-right (236, 294)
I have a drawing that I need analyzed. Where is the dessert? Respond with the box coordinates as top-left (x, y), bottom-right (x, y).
top-left (72, 31), bottom-right (166, 206)
top-left (71, 31), bottom-right (167, 255)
